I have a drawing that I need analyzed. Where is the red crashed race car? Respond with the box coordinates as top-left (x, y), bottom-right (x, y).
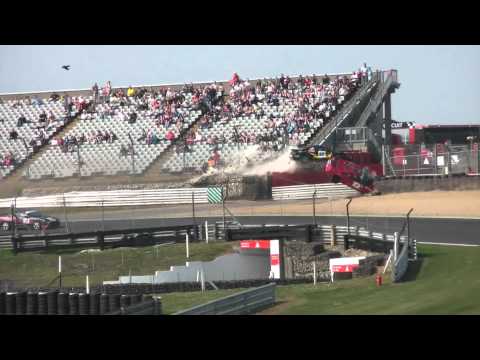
top-left (0, 209), bottom-right (60, 232)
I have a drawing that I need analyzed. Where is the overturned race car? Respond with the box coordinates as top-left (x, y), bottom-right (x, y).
top-left (290, 144), bottom-right (333, 162)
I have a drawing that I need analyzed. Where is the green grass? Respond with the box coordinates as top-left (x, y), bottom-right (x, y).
top-left (0, 242), bottom-right (236, 288)
top-left (155, 244), bottom-right (480, 315)
top-left (265, 244), bottom-right (480, 315)
top-left (159, 288), bottom-right (246, 314)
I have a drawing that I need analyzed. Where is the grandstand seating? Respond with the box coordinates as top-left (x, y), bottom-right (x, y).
top-left (24, 94), bottom-right (201, 179)
top-left (0, 69), bottom-right (366, 180)
top-left (0, 99), bottom-right (71, 178)
top-left (162, 75), bottom-right (357, 173)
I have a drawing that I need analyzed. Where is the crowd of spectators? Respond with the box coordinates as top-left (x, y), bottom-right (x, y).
top-left (1, 66), bottom-right (373, 175)
top-left (52, 129), bottom-right (119, 153)
top-left (0, 151), bottom-right (15, 168)
top-left (1, 94), bottom-right (82, 170)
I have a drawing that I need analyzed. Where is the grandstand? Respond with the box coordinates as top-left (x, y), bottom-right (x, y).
top-left (0, 96), bottom-right (77, 178)
top-left (0, 67), bottom-right (402, 196)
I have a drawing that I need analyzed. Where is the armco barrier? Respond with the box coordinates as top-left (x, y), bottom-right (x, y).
top-left (8, 224), bottom-right (197, 253)
top-left (392, 240), bottom-right (410, 282)
top-left (0, 188), bottom-right (209, 208)
top-left (272, 183), bottom-right (359, 201)
top-left (173, 282), bottom-right (276, 315)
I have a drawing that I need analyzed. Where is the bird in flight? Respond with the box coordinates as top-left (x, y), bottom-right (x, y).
top-left (61, 65), bottom-right (71, 71)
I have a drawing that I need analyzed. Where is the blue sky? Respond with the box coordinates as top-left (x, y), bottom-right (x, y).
top-left (0, 45), bottom-right (479, 125)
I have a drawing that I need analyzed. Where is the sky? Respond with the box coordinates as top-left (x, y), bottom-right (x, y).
top-left (0, 45), bottom-right (479, 125)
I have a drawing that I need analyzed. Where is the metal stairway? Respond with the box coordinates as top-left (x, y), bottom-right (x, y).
top-left (355, 71), bottom-right (400, 128)
top-left (307, 72), bottom-right (381, 148)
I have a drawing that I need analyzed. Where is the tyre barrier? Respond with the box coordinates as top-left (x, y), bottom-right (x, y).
top-left (27, 292), bottom-right (38, 315)
top-left (120, 294), bottom-right (131, 309)
top-left (15, 292), bottom-right (27, 315)
top-left (100, 294), bottom-right (110, 315)
top-left (109, 294), bottom-right (121, 313)
top-left (38, 292), bottom-right (48, 315)
top-left (79, 293), bottom-right (89, 315)
top-left (1, 291), bottom-right (161, 315)
top-left (47, 291), bottom-right (58, 315)
top-left (0, 292), bottom-right (6, 315)
top-left (6, 292), bottom-right (16, 315)
top-left (89, 293), bottom-right (100, 315)
top-left (69, 293), bottom-right (79, 315)
top-left (57, 293), bottom-right (69, 315)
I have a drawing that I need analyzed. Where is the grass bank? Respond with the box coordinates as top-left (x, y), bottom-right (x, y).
top-left (0, 242), bottom-right (236, 289)
top-left (260, 244), bottom-right (480, 315)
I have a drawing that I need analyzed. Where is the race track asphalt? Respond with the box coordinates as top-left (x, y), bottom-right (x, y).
top-left (43, 215), bottom-right (479, 246)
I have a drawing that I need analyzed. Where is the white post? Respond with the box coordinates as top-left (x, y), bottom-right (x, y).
top-left (186, 233), bottom-right (190, 259)
top-left (205, 221), bottom-right (209, 244)
top-left (383, 250), bottom-right (393, 274)
top-left (313, 261), bottom-right (317, 285)
top-left (200, 270), bottom-right (205, 292)
top-left (58, 256), bottom-right (62, 273)
top-left (394, 232), bottom-right (399, 262)
top-left (196, 270), bottom-right (200, 282)
top-left (86, 275), bottom-right (90, 294)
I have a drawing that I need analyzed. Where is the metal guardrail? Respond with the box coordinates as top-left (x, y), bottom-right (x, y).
top-left (272, 183), bottom-right (359, 201)
top-left (0, 188), bottom-right (209, 208)
top-left (173, 282), bottom-right (276, 315)
top-left (392, 238), bottom-right (410, 282)
top-left (0, 223), bottom-right (408, 250)
top-left (6, 224), bottom-right (198, 253)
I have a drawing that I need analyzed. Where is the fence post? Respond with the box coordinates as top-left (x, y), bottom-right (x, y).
top-left (346, 198), bottom-right (352, 236)
top-left (97, 232), bottom-right (104, 251)
top-left (417, 154), bottom-right (421, 175)
top-left (154, 297), bottom-right (162, 315)
top-left (330, 225), bottom-right (336, 246)
top-left (205, 221), bottom-right (209, 244)
top-left (393, 232), bottom-right (399, 262)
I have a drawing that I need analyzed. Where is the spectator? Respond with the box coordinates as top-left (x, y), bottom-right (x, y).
top-left (49, 93), bottom-right (60, 102)
top-left (17, 115), bottom-right (27, 127)
top-left (102, 81), bottom-right (112, 103)
top-left (165, 130), bottom-right (175, 141)
top-left (128, 112), bottom-right (137, 124)
top-left (9, 128), bottom-right (19, 140)
top-left (229, 72), bottom-right (240, 86)
top-left (322, 74), bottom-right (330, 85)
top-left (127, 86), bottom-right (136, 97)
top-left (92, 83), bottom-right (99, 104)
